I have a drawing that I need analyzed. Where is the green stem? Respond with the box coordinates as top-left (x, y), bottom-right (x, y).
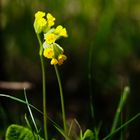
top-left (36, 33), bottom-right (48, 140)
top-left (36, 34), bottom-right (43, 56)
top-left (110, 86), bottom-right (129, 139)
top-left (54, 65), bottom-right (67, 136)
top-left (40, 55), bottom-right (48, 140)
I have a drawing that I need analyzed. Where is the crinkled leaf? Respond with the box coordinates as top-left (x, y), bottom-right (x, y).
top-left (6, 124), bottom-right (44, 140)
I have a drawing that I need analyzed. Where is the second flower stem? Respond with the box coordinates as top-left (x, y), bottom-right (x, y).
top-left (40, 54), bottom-right (48, 140)
top-left (54, 65), bottom-right (67, 135)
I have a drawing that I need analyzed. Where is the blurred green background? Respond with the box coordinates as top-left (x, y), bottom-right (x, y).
top-left (1, 0), bottom-right (140, 139)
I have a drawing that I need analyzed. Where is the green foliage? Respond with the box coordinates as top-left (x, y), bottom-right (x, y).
top-left (0, 86), bottom-right (140, 140)
top-left (6, 124), bottom-right (44, 140)
top-left (82, 129), bottom-right (94, 140)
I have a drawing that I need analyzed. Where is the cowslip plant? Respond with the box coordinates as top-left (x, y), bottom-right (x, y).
top-left (0, 10), bottom-right (68, 140)
top-left (34, 11), bottom-right (68, 140)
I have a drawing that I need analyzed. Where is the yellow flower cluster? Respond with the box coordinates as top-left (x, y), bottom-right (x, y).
top-left (34, 11), bottom-right (68, 65)
top-left (43, 43), bottom-right (67, 65)
top-left (34, 11), bottom-right (55, 33)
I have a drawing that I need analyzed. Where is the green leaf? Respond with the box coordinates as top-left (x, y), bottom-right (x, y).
top-left (82, 129), bottom-right (94, 140)
top-left (6, 124), bottom-right (44, 140)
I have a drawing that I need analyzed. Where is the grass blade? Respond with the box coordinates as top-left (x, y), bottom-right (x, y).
top-left (0, 93), bottom-right (64, 135)
top-left (0, 93), bottom-right (42, 114)
top-left (110, 86), bottom-right (129, 134)
top-left (103, 112), bottom-right (140, 140)
top-left (24, 114), bottom-right (37, 140)
top-left (24, 89), bottom-right (39, 133)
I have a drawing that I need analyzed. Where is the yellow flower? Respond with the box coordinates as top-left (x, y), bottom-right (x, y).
top-left (34, 11), bottom-right (47, 33)
top-left (45, 33), bottom-right (57, 44)
top-left (60, 28), bottom-right (68, 37)
top-left (46, 13), bottom-right (55, 27)
top-left (51, 58), bottom-right (58, 65)
top-left (55, 25), bottom-right (68, 37)
top-left (36, 18), bottom-right (47, 28)
top-left (43, 47), bottom-right (54, 59)
top-left (55, 25), bottom-right (63, 34)
top-left (34, 18), bottom-right (47, 33)
top-left (35, 11), bottom-right (45, 19)
top-left (58, 54), bottom-right (67, 65)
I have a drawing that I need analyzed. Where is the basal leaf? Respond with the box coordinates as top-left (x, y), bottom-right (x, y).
top-left (6, 124), bottom-right (44, 140)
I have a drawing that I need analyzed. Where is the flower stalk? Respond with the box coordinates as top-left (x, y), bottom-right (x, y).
top-left (36, 33), bottom-right (48, 140)
top-left (54, 65), bottom-right (67, 135)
